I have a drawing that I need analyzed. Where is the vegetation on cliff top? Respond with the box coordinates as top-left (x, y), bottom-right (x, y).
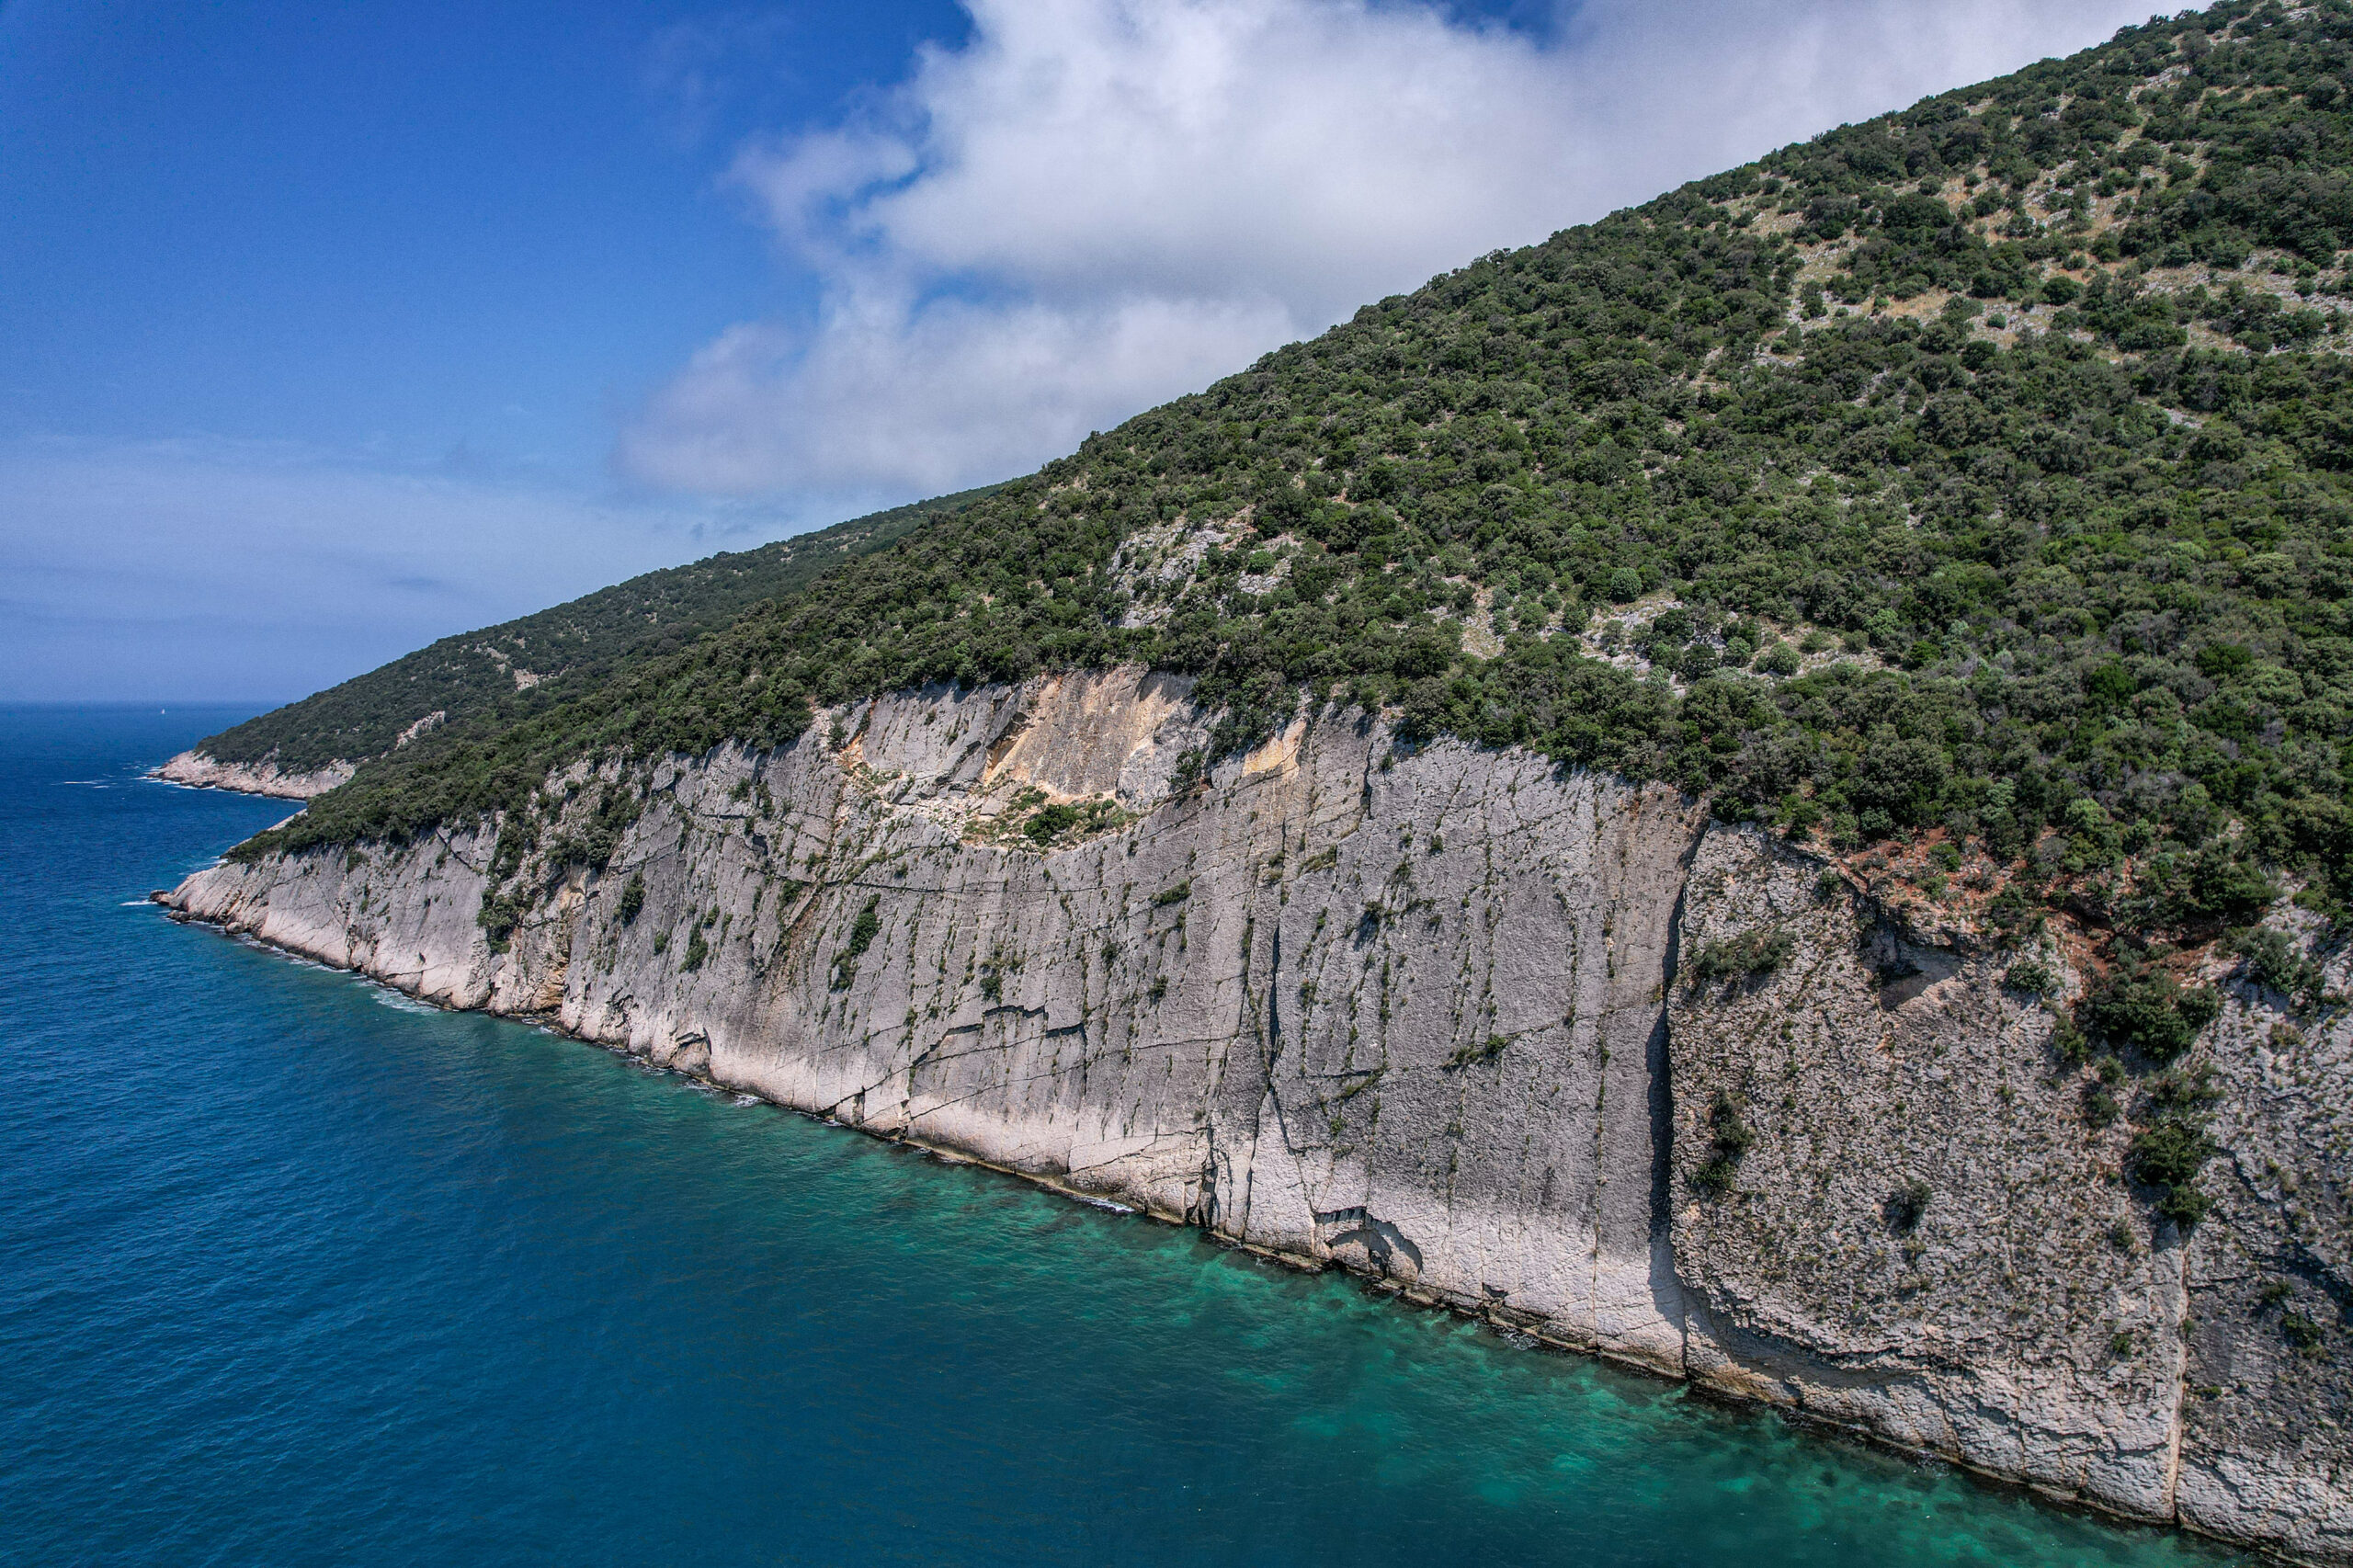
top-left (190, 483), bottom-right (1006, 772)
top-left (245, 2), bottom-right (2353, 925)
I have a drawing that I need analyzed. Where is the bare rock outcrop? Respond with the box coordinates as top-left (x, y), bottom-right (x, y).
top-left (154, 748), bottom-right (355, 799)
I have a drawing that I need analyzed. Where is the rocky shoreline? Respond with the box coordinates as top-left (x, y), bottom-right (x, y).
top-left (142, 884), bottom-right (2234, 1554)
top-left (153, 748), bottom-right (354, 800)
top-left (158, 669), bottom-right (2353, 1565)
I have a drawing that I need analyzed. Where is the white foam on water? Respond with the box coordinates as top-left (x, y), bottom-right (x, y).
top-left (1076, 1197), bottom-right (1136, 1215)
top-left (249, 941), bottom-right (335, 974)
top-left (732, 1094), bottom-right (761, 1108)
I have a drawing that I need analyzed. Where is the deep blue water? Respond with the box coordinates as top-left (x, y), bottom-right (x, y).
top-left (0, 704), bottom-right (2252, 1567)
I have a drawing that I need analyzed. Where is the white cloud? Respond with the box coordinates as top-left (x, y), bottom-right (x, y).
top-left (630, 293), bottom-right (1292, 495)
top-left (0, 436), bottom-right (807, 700)
top-left (622, 0), bottom-right (2175, 499)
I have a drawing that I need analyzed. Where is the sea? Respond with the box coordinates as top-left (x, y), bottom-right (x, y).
top-left (0, 703), bottom-right (2250, 1566)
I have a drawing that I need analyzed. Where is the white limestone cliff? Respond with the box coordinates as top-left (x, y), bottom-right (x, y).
top-left (162, 667), bottom-right (2352, 1565)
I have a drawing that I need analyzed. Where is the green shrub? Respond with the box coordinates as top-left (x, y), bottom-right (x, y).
top-left (477, 886), bottom-right (529, 953)
top-left (2148, 1064), bottom-right (2222, 1118)
top-left (2127, 1125), bottom-right (2211, 1187)
top-left (2051, 1016), bottom-right (2089, 1065)
top-left (2084, 1082), bottom-right (2120, 1128)
top-left (1985, 882), bottom-right (2041, 937)
top-left (1446, 1033), bottom-right (1509, 1070)
top-left (844, 896), bottom-right (882, 960)
top-left (1691, 1092), bottom-right (1756, 1199)
top-left (1886, 1179), bottom-right (1932, 1233)
top-left (549, 787), bottom-right (642, 870)
top-left (2129, 1116), bottom-right (2216, 1228)
top-left (2234, 926), bottom-right (2321, 1006)
top-left (681, 925), bottom-right (709, 972)
top-left (2081, 971), bottom-right (2219, 1062)
top-left (2154, 848), bottom-right (2282, 931)
top-left (1024, 802), bottom-right (1080, 845)
top-left (617, 870), bottom-right (645, 924)
top-left (1023, 798), bottom-right (1120, 847)
top-left (2005, 957), bottom-right (2055, 997)
top-left (1687, 927), bottom-right (1795, 985)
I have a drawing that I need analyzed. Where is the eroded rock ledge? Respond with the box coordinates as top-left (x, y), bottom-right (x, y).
top-left (154, 748), bottom-right (355, 800)
top-left (162, 668), bottom-right (2353, 1565)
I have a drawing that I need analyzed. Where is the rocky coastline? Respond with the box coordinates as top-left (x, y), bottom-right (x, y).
top-left (160, 669), bottom-right (2353, 1565)
top-left (153, 748), bottom-right (355, 800)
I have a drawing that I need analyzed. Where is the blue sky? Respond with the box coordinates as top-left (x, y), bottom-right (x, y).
top-left (0, 0), bottom-right (968, 468)
top-left (0, 0), bottom-right (2172, 701)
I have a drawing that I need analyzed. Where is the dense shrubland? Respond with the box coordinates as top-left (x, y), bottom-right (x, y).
top-left (243, 1), bottom-right (2353, 932)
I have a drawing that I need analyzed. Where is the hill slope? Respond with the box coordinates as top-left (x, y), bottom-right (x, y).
top-left (270, 0), bottom-right (2353, 925)
top-left (173, 11), bottom-right (2353, 1558)
top-left (173, 483), bottom-right (1006, 784)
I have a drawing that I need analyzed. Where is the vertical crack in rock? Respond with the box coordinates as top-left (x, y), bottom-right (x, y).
top-left (1267, 923), bottom-right (1281, 1052)
top-left (1651, 878), bottom-right (1687, 1255)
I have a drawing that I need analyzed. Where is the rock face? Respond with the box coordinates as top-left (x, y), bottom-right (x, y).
top-left (1668, 831), bottom-right (2192, 1513)
top-left (154, 748), bottom-right (355, 799)
top-left (164, 668), bottom-right (2350, 1565)
top-left (2177, 958), bottom-right (2353, 1557)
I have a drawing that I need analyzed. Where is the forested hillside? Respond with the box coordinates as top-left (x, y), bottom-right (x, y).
top-left (259, 0), bottom-right (2353, 930)
top-left (190, 483), bottom-right (1005, 771)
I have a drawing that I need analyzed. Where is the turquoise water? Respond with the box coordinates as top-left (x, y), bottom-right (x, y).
top-left (0, 705), bottom-right (2250, 1567)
